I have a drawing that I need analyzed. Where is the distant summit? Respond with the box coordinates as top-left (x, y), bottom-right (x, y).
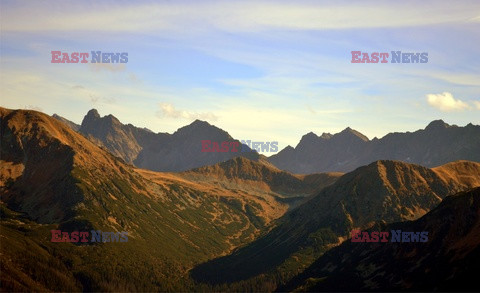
top-left (59, 109), bottom-right (480, 174)
top-left (425, 119), bottom-right (450, 131)
top-left (338, 127), bottom-right (369, 142)
top-left (79, 109), bottom-right (148, 163)
top-left (78, 109), bottom-right (257, 172)
top-left (85, 108), bottom-right (100, 120)
top-left (188, 119), bottom-right (213, 128)
top-left (269, 121), bottom-right (480, 173)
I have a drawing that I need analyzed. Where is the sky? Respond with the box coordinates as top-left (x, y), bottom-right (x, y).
top-left (1, 0), bottom-right (479, 154)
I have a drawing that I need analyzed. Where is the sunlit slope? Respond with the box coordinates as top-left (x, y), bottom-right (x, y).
top-left (0, 107), bottom-right (336, 291)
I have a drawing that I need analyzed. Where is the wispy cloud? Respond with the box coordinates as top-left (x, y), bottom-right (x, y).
top-left (71, 84), bottom-right (117, 104)
top-left (473, 101), bottom-right (480, 110)
top-left (426, 92), bottom-right (470, 112)
top-left (1, 0), bottom-right (479, 149)
top-left (2, 1), bottom-right (479, 33)
top-left (156, 102), bottom-right (218, 121)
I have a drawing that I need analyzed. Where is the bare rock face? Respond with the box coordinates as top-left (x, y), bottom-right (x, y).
top-left (79, 109), bottom-right (145, 164)
top-left (78, 109), bottom-right (258, 171)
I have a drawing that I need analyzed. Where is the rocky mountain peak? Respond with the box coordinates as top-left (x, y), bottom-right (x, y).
top-left (337, 127), bottom-right (369, 142)
top-left (425, 119), bottom-right (449, 131)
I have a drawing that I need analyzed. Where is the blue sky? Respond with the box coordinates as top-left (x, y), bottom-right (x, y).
top-left (1, 0), bottom-right (479, 153)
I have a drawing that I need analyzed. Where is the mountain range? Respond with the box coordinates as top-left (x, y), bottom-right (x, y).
top-left (73, 109), bottom-right (259, 172)
top-left (0, 107), bottom-right (331, 291)
top-left (54, 109), bottom-right (480, 174)
top-left (269, 120), bottom-right (480, 173)
top-left (2, 106), bottom-right (480, 292)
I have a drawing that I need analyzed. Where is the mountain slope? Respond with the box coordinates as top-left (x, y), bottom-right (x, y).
top-left (285, 187), bottom-right (480, 291)
top-left (52, 114), bottom-right (80, 131)
top-left (182, 156), bottom-right (341, 198)
top-left (190, 160), bottom-right (480, 287)
top-left (78, 109), bottom-right (259, 172)
top-left (134, 119), bottom-right (259, 172)
top-left (269, 120), bottom-right (480, 173)
top-left (79, 109), bottom-right (165, 164)
top-left (0, 107), bottom-right (324, 291)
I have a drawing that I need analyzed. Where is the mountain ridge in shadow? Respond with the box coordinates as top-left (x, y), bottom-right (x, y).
top-left (283, 186), bottom-right (480, 291)
top-left (269, 120), bottom-right (480, 173)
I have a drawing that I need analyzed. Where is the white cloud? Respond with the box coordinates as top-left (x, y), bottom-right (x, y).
top-left (426, 92), bottom-right (470, 112)
top-left (156, 103), bottom-right (218, 121)
top-left (473, 101), bottom-right (480, 110)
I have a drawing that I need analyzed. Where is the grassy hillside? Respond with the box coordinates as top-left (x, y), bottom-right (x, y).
top-left (0, 107), bottom-right (332, 291)
top-left (191, 160), bottom-right (480, 289)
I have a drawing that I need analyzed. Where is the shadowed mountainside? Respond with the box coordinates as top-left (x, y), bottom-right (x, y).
top-left (269, 120), bottom-right (480, 173)
top-left (284, 187), bottom-right (480, 291)
top-left (191, 160), bottom-right (480, 287)
top-left (78, 109), bottom-right (259, 172)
